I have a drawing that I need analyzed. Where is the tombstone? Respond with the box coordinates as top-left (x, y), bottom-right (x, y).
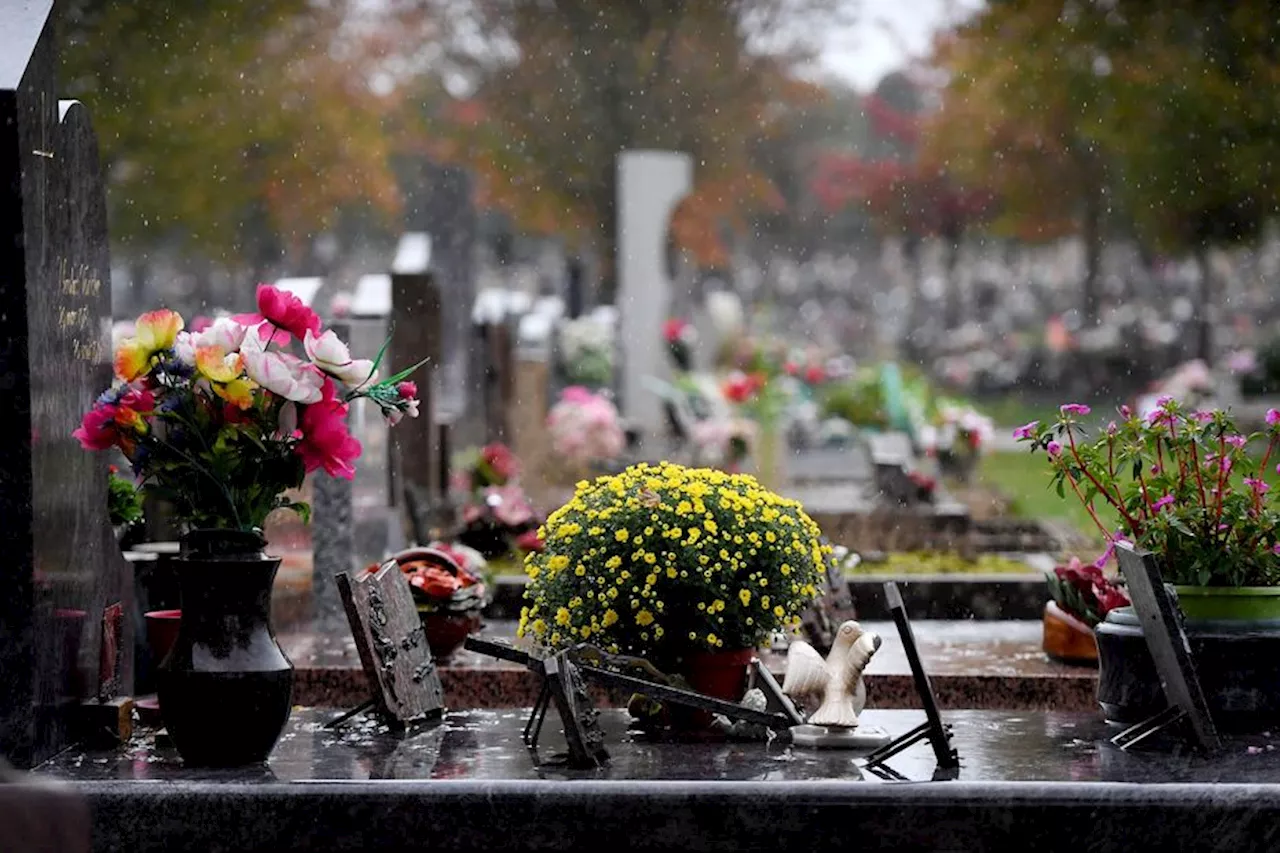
top-left (311, 319), bottom-right (356, 628)
top-left (390, 234), bottom-right (442, 542)
top-left (0, 0), bottom-right (131, 767)
top-left (402, 163), bottom-right (476, 433)
top-left (617, 151), bottom-right (693, 443)
top-left (565, 257), bottom-right (586, 319)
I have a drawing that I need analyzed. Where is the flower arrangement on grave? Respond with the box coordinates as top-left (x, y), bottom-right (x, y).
top-left (546, 386), bottom-right (627, 472)
top-left (75, 286), bottom-right (425, 768)
top-left (387, 544), bottom-right (489, 662)
top-left (557, 315), bottom-right (615, 388)
top-left (1014, 398), bottom-right (1280, 589)
top-left (819, 369), bottom-right (889, 430)
top-left (452, 443), bottom-right (543, 559)
top-left (663, 317), bottom-right (697, 372)
top-left (928, 400), bottom-right (994, 481)
top-left (1046, 557), bottom-right (1130, 628)
top-left (689, 417), bottom-right (754, 473)
top-left (74, 287), bottom-right (424, 532)
top-left (721, 358), bottom-right (791, 488)
top-left (783, 356), bottom-right (827, 387)
top-left (517, 462), bottom-right (827, 675)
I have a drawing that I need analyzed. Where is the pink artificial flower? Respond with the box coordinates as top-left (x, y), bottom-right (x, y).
top-left (1269, 409), bottom-right (1280, 427)
top-left (73, 404), bottom-right (118, 450)
top-left (235, 284), bottom-right (322, 343)
top-left (295, 381), bottom-right (361, 479)
top-left (560, 386), bottom-right (595, 404)
top-left (241, 327), bottom-right (324, 403)
top-left (1153, 494), bottom-right (1175, 511)
top-left (303, 329), bottom-right (376, 388)
top-left (1012, 421), bottom-right (1038, 440)
top-left (662, 318), bottom-right (689, 344)
top-left (1060, 403), bottom-right (1091, 416)
top-left (1046, 440), bottom-right (1063, 458)
top-left (188, 315), bottom-right (214, 334)
top-left (397, 381), bottom-right (417, 400)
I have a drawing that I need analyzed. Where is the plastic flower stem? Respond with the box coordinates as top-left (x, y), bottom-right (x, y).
top-left (149, 434), bottom-right (242, 529)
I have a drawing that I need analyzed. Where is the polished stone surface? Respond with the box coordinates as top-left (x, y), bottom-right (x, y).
top-left (283, 619), bottom-right (1098, 712)
top-left (0, 0), bottom-right (126, 769)
top-left (32, 708), bottom-right (1280, 851)
top-left (34, 707), bottom-right (1280, 784)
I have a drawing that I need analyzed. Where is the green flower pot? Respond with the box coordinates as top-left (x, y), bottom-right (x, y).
top-left (1172, 585), bottom-right (1280, 623)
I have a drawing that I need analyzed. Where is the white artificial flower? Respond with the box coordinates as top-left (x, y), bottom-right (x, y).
top-left (242, 347), bottom-right (323, 404)
top-left (303, 329), bottom-right (376, 388)
top-left (172, 331), bottom-right (197, 367)
top-left (197, 317), bottom-right (247, 353)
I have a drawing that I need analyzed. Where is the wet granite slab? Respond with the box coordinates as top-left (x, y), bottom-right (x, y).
top-left (283, 620), bottom-right (1098, 713)
top-left (29, 708), bottom-right (1280, 851)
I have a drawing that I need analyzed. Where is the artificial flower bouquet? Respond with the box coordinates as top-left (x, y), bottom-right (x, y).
top-left (558, 315), bottom-right (615, 388)
top-left (75, 286), bottom-right (423, 531)
top-left (1015, 398), bottom-right (1280, 587)
top-left (663, 317), bottom-right (697, 372)
top-left (689, 417), bottom-right (754, 472)
top-left (546, 386), bottom-right (626, 472)
top-left (518, 462), bottom-right (826, 671)
top-left (1046, 556), bottom-right (1130, 628)
top-left (451, 444), bottom-right (544, 559)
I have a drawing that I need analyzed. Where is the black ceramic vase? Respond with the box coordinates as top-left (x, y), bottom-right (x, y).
top-left (156, 529), bottom-right (294, 766)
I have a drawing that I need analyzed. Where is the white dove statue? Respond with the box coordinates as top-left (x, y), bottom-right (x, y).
top-left (782, 620), bottom-right (881, 728)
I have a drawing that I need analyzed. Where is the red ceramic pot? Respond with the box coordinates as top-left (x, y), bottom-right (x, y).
top-left (420, 610), bottom-right (483, 663)
top-left (144, 609), bottom-right (182, 669)
top-left (670, 647), bottom-right (756, 730)
top-left (681, 647), bottom-right (755, 702)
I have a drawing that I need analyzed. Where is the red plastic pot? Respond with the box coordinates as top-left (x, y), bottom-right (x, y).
top-left (671, 647), bottom-right (755, 730)
top-left (144, 609), bottom-right (182, 669)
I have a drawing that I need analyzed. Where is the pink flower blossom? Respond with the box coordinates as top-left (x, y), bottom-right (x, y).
top-left (235, 284), bottom-right (322, 343)
top-left (397, 381), bottom-right (417, 400)
top-left (295, 381), bottom-right (361, 479)
top-left (1012, 421), bottom-right (1038, 440)
top-left (1156, 395), bottom-right (1174, 408)
top-left (1245, 477), bottom-right (1270, 495)
top-left (1273, 542), bottom-right (1280, 556)
top-left (1060, 403), bottom-right (1091, 416)
top-left (73, 404), bottom-right (118, 450)
top-left (1192, 410), bottom-right (1215, 423)
top-left (1226, 435), bottom-right (1247, 449)
top-left (1046, 440), bottom-right (1063, 458)
top-left (1119, 404), bottom-right (1132, 419)
top-left (1107, 421), bottom-right (1118, 435)
top-left (1269, 409), bottom-right (1280, 427)
top-left (1153, 494), bottom-right (1175, 511)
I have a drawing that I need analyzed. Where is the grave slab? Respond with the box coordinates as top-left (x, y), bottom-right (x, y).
top-left (30, 708), bottom-right (1280, 851)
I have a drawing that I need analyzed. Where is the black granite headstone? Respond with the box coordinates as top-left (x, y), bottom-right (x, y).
top-left (0, 0), bottom-right (128, 768)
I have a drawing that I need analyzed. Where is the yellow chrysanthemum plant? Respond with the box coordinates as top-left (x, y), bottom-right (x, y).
top-left (518, 462), bottom-right (828, 671)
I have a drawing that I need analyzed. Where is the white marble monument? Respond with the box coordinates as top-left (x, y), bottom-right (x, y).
top-left (617, 150), bottom-right (693, 442)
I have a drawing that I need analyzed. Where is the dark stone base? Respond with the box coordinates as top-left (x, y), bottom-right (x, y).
top-left (1097, 607), bottom-right (1280, 732)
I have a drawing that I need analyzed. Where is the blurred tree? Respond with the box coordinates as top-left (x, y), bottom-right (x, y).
top-left (58, 1), bottom-right (411, 283)
top-left (1096, 1), bottom-right (1280, 363)
top-left (924, 4), bottom-right (1115, 327)
top-left (927, 0), bottom-right (1280, 360)
top-left (811, 72), bottom-right (994, 333)
top-left (432, 0), bottom-right (850, 300)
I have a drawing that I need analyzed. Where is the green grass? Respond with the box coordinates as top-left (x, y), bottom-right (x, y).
top-left (851, 551), bottom-right (1038, 575)
top-left (978, 450), bottom-right (1114, 538)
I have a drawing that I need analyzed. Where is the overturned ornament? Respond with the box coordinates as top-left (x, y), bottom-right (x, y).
top-left (782, 620), bottom-right (893, 750)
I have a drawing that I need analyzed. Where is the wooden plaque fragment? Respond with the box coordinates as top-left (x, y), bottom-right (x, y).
top-left (336, 562), bottom-right (444, 727)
